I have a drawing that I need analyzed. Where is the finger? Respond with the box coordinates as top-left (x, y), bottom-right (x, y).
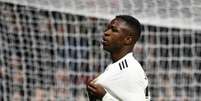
top-left (87, 85), bottom-right (97, 93)
top-left (86, 78), bottom-right (95, 85)
top-left (88, 81), bottom-right (94, 85)
top-left (91, 78), bottom-right (98, 83)
top-left (96, 84), bottom-right (104, 88)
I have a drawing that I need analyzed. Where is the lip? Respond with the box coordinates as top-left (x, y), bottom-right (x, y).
top-left (101, 37), bottom-right (108, 45)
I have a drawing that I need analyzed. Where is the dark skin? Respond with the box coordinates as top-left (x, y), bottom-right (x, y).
top-left (86, 80), bottom-right (106, 99)
top-left (86, 18), bottom-right (136, 99)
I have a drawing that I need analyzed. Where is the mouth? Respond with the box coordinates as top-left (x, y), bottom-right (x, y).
top-left (101, 37), bottom-right (108, 45)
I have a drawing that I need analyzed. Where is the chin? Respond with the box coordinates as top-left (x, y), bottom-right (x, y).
top-left (103, 46), bottom-right (114, 53)
top-left (103, 46), bottom-right (110, 52)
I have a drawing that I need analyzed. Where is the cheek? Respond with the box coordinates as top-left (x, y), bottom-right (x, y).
top-left (111, 35), bottom-right (124, 45)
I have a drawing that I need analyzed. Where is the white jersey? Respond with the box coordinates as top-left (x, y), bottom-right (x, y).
top-left (95, 52), bottom-right (148, 101)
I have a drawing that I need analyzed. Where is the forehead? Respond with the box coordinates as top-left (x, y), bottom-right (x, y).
top-left (109, 18), bottom-right (130, 30)
top-left (110, 18), bottom-right (126, 27)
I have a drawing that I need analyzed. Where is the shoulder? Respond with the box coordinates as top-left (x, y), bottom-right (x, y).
top-left (118, 59), bottom-right (129, 70)
top-left (117, 53), bottom-right (142, 71)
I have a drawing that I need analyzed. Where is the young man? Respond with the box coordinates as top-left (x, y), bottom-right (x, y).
top-left (86, 15), bottom-right (148, 101)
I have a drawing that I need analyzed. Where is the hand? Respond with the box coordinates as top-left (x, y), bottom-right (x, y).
top-left (86, 81), bottom-right (106, 99)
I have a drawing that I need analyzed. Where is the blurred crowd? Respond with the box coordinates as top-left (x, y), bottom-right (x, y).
top-left (0, 2), bottom-right (108, 101)
top-left (0, 1), bottom-right (201, 101)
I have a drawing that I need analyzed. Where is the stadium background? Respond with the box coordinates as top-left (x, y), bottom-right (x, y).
top-left (0, 0), bottom-right (201, 101)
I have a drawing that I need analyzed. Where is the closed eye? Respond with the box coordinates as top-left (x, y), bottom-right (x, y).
top-left (104, 25), bottom-right (118, 32)
top-left (111, 26), bottom-right (118, 32)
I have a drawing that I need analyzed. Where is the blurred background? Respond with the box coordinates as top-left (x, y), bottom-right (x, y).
top-left (0, 0), bottom-right (201, 101)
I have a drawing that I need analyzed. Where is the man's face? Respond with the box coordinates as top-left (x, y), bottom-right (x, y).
top-left (102, 18), bottom-right (130, 52)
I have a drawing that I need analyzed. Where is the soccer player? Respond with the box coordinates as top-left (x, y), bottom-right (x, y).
top-left (86, 15), bottom-right (149, 101)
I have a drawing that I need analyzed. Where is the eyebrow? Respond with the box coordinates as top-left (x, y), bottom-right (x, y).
top-left (107, 22), bottom-right (131, 33)
top-left (111, 25), bottom-right (117, 29)
top-left (106, 24), bottom-right (118, 30)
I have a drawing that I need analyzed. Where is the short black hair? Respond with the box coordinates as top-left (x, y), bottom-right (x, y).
top-left (116, 15), bottom-right (141, 42)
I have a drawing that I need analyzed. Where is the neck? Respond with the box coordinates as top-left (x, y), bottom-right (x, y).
top-left (110, 48), bottom-right (133, 62)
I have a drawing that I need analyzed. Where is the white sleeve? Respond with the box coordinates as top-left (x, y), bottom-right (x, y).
top-left (102, 92), bottom-right (119, 101)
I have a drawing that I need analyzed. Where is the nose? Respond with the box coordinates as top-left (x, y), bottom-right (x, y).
top-left (104, 29), bottom-right (110, 36)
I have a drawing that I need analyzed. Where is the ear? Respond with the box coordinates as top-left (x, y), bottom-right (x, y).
top-left (124, 36), bottom-right (133, 45)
